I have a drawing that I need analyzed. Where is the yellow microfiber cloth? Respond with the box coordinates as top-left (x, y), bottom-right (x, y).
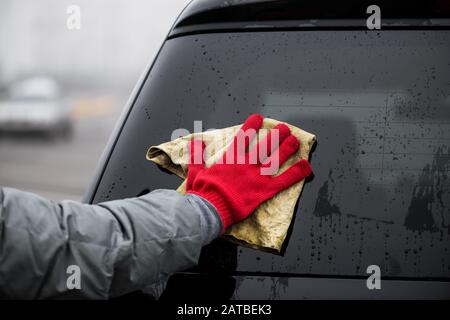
top-left (146, 118), bottom-right (316, 253)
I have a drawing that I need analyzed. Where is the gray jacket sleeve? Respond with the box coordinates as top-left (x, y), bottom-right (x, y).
top-left (0, 187), bottom-right (222, 299)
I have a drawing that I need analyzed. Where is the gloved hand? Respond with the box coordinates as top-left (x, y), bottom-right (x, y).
top-left (186, 114), bottom-right (312, 231)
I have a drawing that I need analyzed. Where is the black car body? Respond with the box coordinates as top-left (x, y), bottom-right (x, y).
top-left (84, 0), bottom-right (450, 299)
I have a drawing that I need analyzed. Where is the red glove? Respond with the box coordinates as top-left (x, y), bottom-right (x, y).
top-left (186, 114), bottom-right (312, 231)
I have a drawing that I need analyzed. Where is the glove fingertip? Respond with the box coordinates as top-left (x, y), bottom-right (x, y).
top-left (285, 135), bottom-right (300, 151)
top-left (189, 139), bottom-right (204, 151)
top-left (297, 159), bottom-right (312, 178)
top-left (246, 113), bottom-right (264, 129)
top-left (188, 139), bottom-right (205, 165)
top-left (273, 123), bottom-right (291, 138)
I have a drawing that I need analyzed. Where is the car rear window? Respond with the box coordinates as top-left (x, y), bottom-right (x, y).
top-left (92, 30), bottom-right (450, 278)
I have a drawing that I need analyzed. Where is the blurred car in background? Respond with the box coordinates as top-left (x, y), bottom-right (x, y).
top-left (0, 76), bottom-right (73, 140)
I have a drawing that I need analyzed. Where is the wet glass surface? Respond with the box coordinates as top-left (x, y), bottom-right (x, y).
top-left (93, 31), bottom-right (450, 278)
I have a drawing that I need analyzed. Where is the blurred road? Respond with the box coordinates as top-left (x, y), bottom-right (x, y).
top-left (0, 0), bottom-right (191, 202)
top-left (0, 93), bottom-right (125, 201)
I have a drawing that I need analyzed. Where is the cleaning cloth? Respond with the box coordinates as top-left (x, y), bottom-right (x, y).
top-left (146, 118), bottom-right (316, 253)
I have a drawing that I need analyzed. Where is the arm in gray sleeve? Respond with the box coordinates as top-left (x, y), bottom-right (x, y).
top-left (0, 187), bottom-right (222, 299)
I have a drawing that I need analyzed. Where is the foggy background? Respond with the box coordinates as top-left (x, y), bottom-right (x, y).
top-left (0, 0), bottom-right (190, 200)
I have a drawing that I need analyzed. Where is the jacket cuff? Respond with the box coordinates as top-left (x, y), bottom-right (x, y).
top-left (186, 190), bottom-right (234, 231)
top-left (185, 193), bottom-right (223, 243)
